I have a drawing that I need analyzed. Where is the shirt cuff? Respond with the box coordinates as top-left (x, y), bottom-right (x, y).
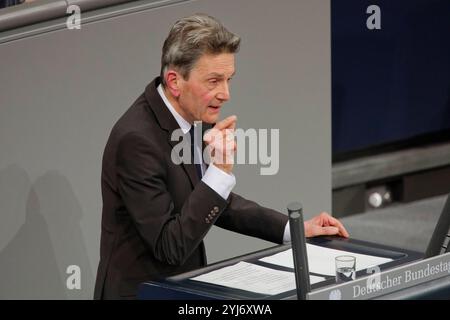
top-left (283, 222), bottom-right (291, 244)
top-left (202, 163), bottom-right (236, 200)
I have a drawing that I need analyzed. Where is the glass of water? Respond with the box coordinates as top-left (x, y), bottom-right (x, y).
top-left (335, 255), bottom-right (356, 283)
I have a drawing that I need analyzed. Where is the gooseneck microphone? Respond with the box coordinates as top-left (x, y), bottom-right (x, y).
top-left (287, 202), bottom-right (311, 300)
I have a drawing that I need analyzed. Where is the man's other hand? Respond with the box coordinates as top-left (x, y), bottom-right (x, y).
top-left (304, 212), bottom-right (349, 238)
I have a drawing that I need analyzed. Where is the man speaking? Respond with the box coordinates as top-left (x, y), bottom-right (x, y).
top-left (94, 13), bottom-right (348, 299)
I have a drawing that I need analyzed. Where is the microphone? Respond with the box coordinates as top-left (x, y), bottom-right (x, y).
top-left (287, 202), bottom-right (311, 300)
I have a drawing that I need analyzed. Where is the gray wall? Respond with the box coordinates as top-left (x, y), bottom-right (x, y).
top-left (0, 0), bottom-right (331, 299)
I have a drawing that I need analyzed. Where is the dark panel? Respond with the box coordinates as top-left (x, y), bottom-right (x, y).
top-left (332, 0), bottom-right (450, 158)
top-left (402, 166), bottom-right (450, 202)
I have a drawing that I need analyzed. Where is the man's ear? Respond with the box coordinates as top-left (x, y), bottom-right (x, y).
top-left (165, 70), bottom-right (181, 98)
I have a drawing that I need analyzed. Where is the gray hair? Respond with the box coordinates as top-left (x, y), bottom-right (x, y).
top-left (160, 13), bottom-right (241, 87)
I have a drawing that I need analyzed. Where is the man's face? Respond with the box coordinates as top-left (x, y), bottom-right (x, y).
top-left (176, 53), bottom-right (235, 124)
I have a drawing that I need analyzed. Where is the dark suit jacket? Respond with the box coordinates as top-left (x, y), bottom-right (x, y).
top-left (94, 77), bottom-right (288, 299)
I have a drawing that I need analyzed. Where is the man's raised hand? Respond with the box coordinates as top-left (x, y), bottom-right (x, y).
top-left (204, 115), bottom-right (237, 174)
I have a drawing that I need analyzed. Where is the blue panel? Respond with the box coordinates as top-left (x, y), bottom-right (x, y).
top-left (332, 0), bottom-right (450, 156)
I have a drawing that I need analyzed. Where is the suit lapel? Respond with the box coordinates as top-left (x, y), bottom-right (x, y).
top-left (144, 77), bottom-right (200, 187)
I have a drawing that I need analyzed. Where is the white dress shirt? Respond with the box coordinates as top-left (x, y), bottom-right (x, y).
top-left (157, 83), bottom-right (290, 242)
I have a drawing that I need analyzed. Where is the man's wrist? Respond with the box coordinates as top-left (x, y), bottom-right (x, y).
top-left (212, 163), bottom-right (233, 174)
top-left (202, 163), bottom-right (236, 200)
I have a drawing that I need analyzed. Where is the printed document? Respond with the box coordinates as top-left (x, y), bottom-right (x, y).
top-left (260, 244), bottom-right (393, 276)
top-left (190, 261), bottom-right (325, 295)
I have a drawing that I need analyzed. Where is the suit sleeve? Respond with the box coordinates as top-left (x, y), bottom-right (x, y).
top-left (116, 132), bottom-right (227, 266)
top-left (215, 192), bottom-right (289, 244)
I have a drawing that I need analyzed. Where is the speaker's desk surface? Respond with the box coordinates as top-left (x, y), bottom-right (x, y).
top-left (138, 236), bottom-right (426, 299)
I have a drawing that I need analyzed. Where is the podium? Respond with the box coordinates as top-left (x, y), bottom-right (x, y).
top-left (137, 236), bottom-right (423, 300)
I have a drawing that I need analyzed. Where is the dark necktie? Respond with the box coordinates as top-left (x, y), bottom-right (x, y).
top-left (189, 126), bottom-right (203, 179)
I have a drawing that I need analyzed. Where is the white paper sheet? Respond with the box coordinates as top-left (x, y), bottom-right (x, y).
top-left (190, 261), bottom-right (325, 295)
top-left (260, 244), bottom-right (393, 276)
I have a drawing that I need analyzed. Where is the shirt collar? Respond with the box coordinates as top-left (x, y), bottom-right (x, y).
top-left (157, 83), bottom-right (191, 134)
